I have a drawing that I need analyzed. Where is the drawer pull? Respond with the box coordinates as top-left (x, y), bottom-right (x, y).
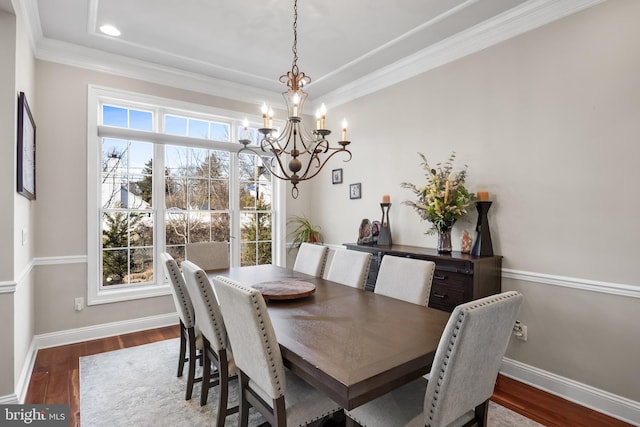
top-left (434, 274), bottom-right (447, 280)
top-left (433, 292), bottom-right (447, 299)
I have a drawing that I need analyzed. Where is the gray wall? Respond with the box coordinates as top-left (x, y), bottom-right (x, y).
top-left (0, 9), bottom-right (17, 397)
top-left (32, 60), bottom-right (264, 333)
top-left (305, 0), bottom-right (640, 402)
top-left (1, 2), bottom-right (36, 400)
top-left (3, 0), bottom-right (638, 415)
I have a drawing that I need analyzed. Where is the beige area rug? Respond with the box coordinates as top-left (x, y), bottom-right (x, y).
top-left (79, 339), bottom-right (543, 427)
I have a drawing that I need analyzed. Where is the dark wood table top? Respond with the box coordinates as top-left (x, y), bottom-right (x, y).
top-left (208, 264), bottom-right (451, 410)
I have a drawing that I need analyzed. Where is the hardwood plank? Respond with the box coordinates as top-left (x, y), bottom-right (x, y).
top-left (70, 367), bottom-right (80, 427)
top-left (492, 374), bottom-right (633, 427)
top-left (24, 368), bottom-right (49, 403)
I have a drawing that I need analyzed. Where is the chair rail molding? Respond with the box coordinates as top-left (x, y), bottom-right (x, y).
top-left (502, 268), bottom-right (640, 299)
top-left (34, 255), bottom-right (87, 265)
top-left (0, 280), bottom-right (17, 294)
top-left (501, 358), bottom-right (640, 425)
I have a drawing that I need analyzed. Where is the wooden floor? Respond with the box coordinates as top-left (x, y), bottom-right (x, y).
top-left (25, 326), bottom-right (632, 427)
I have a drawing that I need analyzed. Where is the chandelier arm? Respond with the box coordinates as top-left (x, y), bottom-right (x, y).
top-left (263, 145), bottom-right (293, 180)
top-left (297, 148), bottom-right (353, 182)
top-left (238, 145), bottom-right (292, 181)
top-left (267, 120), bottom-right (295, 154)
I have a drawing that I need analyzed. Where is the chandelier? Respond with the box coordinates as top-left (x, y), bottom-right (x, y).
top-left (239, 0), bottom-right (352, 198)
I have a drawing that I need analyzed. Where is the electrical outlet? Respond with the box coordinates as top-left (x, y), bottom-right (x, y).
top-left (74, 297), bottom-right (84, 312)
top-left (513, 320), bottom-right (527, 341)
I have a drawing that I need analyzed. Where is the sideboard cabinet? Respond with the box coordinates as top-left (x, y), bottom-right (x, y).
top-left (343, 243), bottom-right (502, 312)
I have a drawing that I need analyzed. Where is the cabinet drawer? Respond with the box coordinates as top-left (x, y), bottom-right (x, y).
top-left (429, 281), bottom-right (465, 312)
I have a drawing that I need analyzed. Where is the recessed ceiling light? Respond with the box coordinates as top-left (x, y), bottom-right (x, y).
top-left (99, 25), bottom-right (121, 37)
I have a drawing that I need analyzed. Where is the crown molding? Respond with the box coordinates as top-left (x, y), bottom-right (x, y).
top-left (34, 38), bottom-right (283, 107)
top-left (22, 0), bottom-right (604, 110)
top-left (315, 0), bottom-right (605, 109)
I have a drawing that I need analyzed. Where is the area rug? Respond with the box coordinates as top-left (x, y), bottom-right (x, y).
top-left (79, 339), bottom-right (543, 427)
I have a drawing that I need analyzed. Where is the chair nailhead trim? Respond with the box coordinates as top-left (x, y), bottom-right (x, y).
top-left (425, 292), bottom-right (519, 425)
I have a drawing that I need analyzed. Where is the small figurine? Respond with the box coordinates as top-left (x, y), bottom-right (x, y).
top-left (357, 219), bottom-right (374, 244)
top-left (461, 230), bottom-right (472, 254)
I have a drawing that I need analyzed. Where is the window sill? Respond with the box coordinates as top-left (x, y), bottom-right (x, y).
top-left (87, 283), bottom-right (172, 306)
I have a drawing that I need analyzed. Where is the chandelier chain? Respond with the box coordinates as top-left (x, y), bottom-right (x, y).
top-left (292, 0), bottom-right (299, 74)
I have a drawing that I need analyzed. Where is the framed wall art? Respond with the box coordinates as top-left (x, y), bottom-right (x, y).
top-left (332, 168), bottom-right (343, 184)
top-left (17, 91), bottom-right (36, 200)
top-left (350, 182), bottom-right (361, 200)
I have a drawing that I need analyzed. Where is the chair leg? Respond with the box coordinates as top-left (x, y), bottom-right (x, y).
top-left (273, 396), bottom-right (286, 427)
top-left (185, 326), bottom-right (197, 400)
top-left (215, 351), bottom-right (229, 427)
top-left (177, 322), bottom-right (187, 377)
top-left (200, 341), bottom-right (212, 406)
top-left (474, 399), bottom-right (489, 427)
top-left (238, 371), bottom-right (250, 427)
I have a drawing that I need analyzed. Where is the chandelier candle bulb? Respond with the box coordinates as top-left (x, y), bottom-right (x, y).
top-left (477, 191), bottom-right (490, 201)
top-left (320, 103), bottom-right (327, 129)
top-left (261, 103), bottom-right (268, 128)
top-left (293, 92), bottom-right (300, 117)
top-left (242, 118), bottom-right (249, 139)
top-left (315, 110), bottom-right (321, 130)
top-left (342, 119), bottom-right (347, 140)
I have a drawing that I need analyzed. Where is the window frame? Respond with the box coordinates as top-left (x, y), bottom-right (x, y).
top-left (87, 85), bottom-right (286, 305)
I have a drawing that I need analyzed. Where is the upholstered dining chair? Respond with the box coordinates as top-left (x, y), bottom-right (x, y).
top-left (345, 291), bottom-right (523, 427)
top-left (185, 241), bottom-right (230, 271)
top-left (181, 261), bottom-right (238, 427)
top-left (160, 252), bottom-right (201, 401)
top-left (293, 242), bottom-right (328, 277)
top-left (212, 275), bottom-right (342, 427)
top-left (325, 249), bottom-right (372, 289)
top-left (374, 255), bottom-right (436, 306)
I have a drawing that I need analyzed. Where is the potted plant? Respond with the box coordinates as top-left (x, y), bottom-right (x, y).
top-left (287, 215), bottom-right (322, 249)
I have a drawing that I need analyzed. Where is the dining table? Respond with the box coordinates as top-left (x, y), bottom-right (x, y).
top-left (207, 264), bottom-right (451, 410)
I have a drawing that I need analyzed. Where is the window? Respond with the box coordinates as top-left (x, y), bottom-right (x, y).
top-left (87, 87), bottom-right (285, 305)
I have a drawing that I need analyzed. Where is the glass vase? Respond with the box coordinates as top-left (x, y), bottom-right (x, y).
top-left (437, 228), bottom-right (452, 253)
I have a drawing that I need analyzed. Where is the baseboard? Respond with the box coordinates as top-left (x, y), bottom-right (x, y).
top-left (34, 312), bottom-right (178, 349)
top-left (501, 358), bottom-right (640, 425)
top-left (15, 312), bottom-right (178, 405)
top-left (0, 394), bottom-right (19, 404)
top-left (15, 339), bottom-right (38, 403)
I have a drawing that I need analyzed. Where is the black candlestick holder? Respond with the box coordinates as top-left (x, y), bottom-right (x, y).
top-left (377, 203), bottom-right (392, 246)
top-left (471, 201), bottom-right (493, 257)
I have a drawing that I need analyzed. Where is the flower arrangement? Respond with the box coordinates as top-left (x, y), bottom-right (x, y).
top-left (401, 152), bottom-right (474, 234)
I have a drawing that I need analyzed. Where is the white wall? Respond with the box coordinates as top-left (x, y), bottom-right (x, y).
top-left (303, 0), bottom-right (640, 404)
